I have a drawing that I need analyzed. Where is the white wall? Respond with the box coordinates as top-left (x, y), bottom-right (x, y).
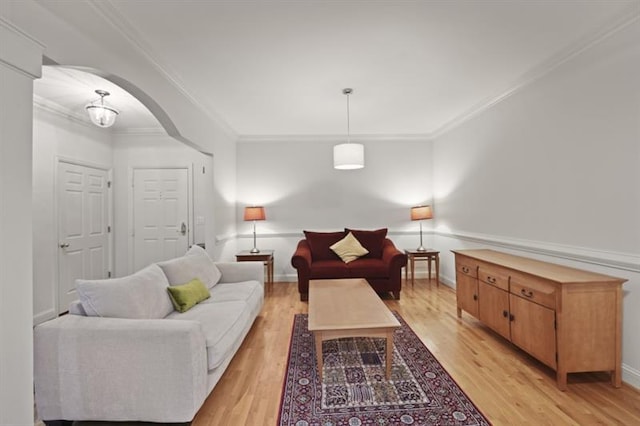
top-left (112, 133), bottom-right (215, 276)
top-left (236, 138), bottom-right (435, 280)
top-left (0, 19), bottom-right (42, 425)
top-left (432, 21), bottom-right (640, 387)
top-left (32, 108), bottom-right (113, 324)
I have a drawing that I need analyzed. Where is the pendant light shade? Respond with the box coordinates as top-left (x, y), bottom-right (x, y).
top-left (86, 89), bottom-right (119, 128)
top-left (333, 88), bottom-right (364, 170)
top-left (333, 143), bottom-right (364, 169)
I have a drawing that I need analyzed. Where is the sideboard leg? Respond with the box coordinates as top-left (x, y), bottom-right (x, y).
top-left (557, 370), bottom-right (568, 391)
top-left (456, 307), bottom-right (462, 318)
top-left (612, 368), bottom-right (622, 388)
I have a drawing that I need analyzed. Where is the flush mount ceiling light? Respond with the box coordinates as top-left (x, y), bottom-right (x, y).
top-left (85, 89), bottom-right (119, 128)
top-left (333, 88), bottom-right (364, 170)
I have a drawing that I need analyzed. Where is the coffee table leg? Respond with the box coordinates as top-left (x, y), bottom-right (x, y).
top-left (315, 334), bottom-right (323, 383)
top-left (386, 331), bottom-right (394, 379)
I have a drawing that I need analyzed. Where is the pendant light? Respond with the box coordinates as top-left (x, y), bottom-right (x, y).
top-left (85, 89), bottom-right (119, 128)
top-left (333, 88), bottom-right (364, 170)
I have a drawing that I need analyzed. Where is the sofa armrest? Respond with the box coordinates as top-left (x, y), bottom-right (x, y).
top-left (382, 238), bottom-right (407, 269)
top-left (34, 315), bottom-right (208, 423)
top-left (215, 261), bottom-right (264, 286)
top-left (291, 239), bottom-right (312, 271)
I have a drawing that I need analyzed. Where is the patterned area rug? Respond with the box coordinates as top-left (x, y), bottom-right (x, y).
top-left (278, 313), bottom-right (491, 426)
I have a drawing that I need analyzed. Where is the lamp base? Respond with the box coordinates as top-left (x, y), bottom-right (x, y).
top-left (416, 246), bottom-right (426, 252)
top-left (250, 247), bottom-right (260, 253)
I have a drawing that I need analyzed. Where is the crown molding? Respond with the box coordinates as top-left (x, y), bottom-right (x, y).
top-left (33, 94), bottom-right (92, 128)
top-left (237, 133), bottom-right (432, 144)
top-left (112, 127), bottom-right (167, 136)
top-left (88, 1), bottom-right (237, 140)
top-left (430, 3), bottom-right (640, 140)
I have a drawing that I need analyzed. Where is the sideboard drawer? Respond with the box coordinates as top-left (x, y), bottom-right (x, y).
top-left (478, 265), bottom-right (509, 291)
top-left (510, 274), bottom-right (556, 309)
top-left (456, 258), bottom-right (478, 278)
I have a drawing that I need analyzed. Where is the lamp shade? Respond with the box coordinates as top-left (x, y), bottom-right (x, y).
top-left (411, 205), bottom-right (433, 221)
top-left (243, 206), bottom-right (265, 221)
top-left (333, 143), bottom-right (364, 170)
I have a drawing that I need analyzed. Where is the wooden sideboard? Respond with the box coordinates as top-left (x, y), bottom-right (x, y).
top-left (453, 249), bottom-right (626, 390)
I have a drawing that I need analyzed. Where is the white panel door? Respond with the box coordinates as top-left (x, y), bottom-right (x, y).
top-left (57, 162), bottom-right (109, 313)
top-left (133, 168), bottom-right (189, 271)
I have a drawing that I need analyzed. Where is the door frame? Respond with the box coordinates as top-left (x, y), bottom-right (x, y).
top-left (55, 156), bottom-right (113, 313)
top-left (128, 165), bottom-right (194, 275)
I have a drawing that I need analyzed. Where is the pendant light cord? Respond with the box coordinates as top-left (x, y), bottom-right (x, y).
top-left (346, 91), bottom-right (351, 144)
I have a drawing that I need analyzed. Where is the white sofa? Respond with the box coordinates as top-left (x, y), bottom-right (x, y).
top-left (34, 246), bottom-right (264, 424)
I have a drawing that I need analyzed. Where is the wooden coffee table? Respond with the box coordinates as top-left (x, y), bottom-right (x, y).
top-left (308, 278), bottom-right (401, 382)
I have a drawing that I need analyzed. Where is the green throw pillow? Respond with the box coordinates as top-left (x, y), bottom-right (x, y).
top-left (167, 278), bottom-right (211, 313)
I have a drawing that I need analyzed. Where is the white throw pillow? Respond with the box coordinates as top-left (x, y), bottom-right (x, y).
top-left (76, 264), bottom-right (174, 319)
top-left (158, 245), bottom-right (222, 289)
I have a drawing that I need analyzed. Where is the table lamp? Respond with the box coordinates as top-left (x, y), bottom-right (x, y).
top-left (411, 205), bottom-right (433, 252)
top-left (244, 206), bottom-right (266, 253)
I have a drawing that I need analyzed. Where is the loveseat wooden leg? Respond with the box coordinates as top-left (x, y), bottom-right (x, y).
top-left (300, 292), bottom-right (308, 301)
top-left (393, 291), bottom-right (400, 300)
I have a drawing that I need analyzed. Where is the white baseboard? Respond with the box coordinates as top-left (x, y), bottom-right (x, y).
top-left (623, 364), bottom-right (640, 390)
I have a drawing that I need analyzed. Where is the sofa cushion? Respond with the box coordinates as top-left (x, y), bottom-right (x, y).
top-left (345, 228), bottom-right (388, 259)
top-left (206, 281), bottom-right (263, 305)
top-left (346, 258), bottom-right (390, 279)
top-left (76, 264), bottom-right (174, 319)
top-left (158, 245), bottom-right (222, 289)
top-left (166, 300), bottom-right (251, 370)
top-left (304, 230), bottom-right (346, 261)
top-left (167, 278), bottom-right (211, 313)
top-left (330, 232), bottom-right (369, 263)
top-left (309, 260), bottom-right (350, 278)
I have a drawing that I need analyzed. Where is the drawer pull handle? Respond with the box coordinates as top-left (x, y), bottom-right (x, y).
top-left (462, 266), bottom-right (470, 274)
top-left (502, 310), bottom-right (508, 318)
top-left (521, 288), bottom-right (534, 298)
top-left (509, 313), bottom-right (515, 322)
top-left (473, 294), bottom-right (478, 301)
top-left (487, 276), bottom-right (496, 284)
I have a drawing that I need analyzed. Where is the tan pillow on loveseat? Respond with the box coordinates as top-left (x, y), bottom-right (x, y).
top-left (330, 232), bottom-right (369, 263)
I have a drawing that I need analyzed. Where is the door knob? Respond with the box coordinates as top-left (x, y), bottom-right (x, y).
top-left (180, 222), bottom-right (187, 235)
top-left (59, 243), bottom-right (70, 248)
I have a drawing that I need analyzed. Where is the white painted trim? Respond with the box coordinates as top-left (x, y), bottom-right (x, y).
top-left (434, 229), bottom-right (639, 273)
top-left (33, 309), bottom-right (57, 326)
top-left (33, 94), bottom-right (92, 128)
top-left (113, 127), bottom-right (167, 136)
top-left (429, 4), bottom-right (640, 140)
top-left (0, 17), bottom-right (45, 79)
top-left (215, 232), bottom-right (238, 244)
top-left (88, 1), bottom-right (237, 140)
top-left (622, 364), bottom-right (640, 390)
top-left (238, 134), bottom-right (431, 144)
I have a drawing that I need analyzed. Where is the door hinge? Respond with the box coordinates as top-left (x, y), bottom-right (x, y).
top-left (554, 319), bottom-right (557, 329)
top-left (108, 271), bottom-right (112, 278)
top-left (107, 180), bottom-right (112, 188)
top-left (107, 225), bottom-right (111, 233)
top-left (555, 352), bottom-right (558, 363)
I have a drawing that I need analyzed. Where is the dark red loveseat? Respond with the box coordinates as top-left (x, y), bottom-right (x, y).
top-left (291, 228), bottom-right (407, 301)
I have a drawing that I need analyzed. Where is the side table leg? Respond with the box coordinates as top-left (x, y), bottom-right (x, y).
top-left (435, 255), bottom-right (440, 287)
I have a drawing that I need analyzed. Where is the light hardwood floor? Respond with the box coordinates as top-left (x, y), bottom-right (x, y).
top-left (194, 279), bottom-right (640, 426)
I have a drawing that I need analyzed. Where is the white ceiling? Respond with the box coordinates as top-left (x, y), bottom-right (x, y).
top-left (34, 1), bottom-right (638, 137)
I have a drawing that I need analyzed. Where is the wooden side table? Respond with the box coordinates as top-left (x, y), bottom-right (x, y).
top-left (236, 250), bottom-right (274, 291)
top-left (404, 249), bottom-right (440, 287)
